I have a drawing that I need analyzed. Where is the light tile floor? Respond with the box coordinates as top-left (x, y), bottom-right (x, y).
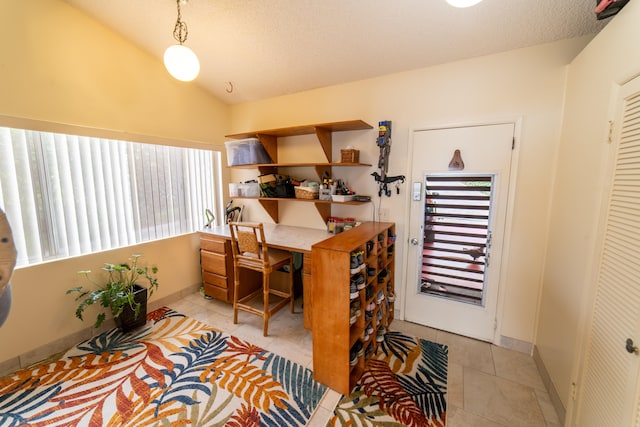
top-left (170, 291), bottom-right (562, 427)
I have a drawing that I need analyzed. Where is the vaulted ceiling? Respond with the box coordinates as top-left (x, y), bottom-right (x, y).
top-left (65, 0), bottom-right (610, 104)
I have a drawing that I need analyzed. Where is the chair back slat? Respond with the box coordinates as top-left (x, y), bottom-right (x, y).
top-left (237, 230), bottom-right (260, 256)
top-left (229, 222), bottom-right (269, 269)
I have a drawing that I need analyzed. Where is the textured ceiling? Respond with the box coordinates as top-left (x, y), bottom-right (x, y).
top-left (64, 0), bottom-right (610, 104)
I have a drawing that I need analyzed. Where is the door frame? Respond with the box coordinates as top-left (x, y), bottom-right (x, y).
top-left (565, 83), bottom-right (621, 425)
top-left (567, 75), bottom-right (640, 425)
top-left (400, 117), bottom-right (522, 345)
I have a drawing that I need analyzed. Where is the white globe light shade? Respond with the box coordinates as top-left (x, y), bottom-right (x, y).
top-left (164, 44), bottom-right (200, 82)
top-left (446, 0), bottom-right (483, 7)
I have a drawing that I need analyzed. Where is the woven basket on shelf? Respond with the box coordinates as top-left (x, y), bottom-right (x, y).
top-left (294, 187), bottom-right (319, 199)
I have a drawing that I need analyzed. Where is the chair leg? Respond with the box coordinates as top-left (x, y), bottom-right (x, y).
top-left (289, 260), bottom-right (295, 314)
top-left (233, 268), bottom-right (240, 325)
top-left (263, 271), bottom-right (270, 336)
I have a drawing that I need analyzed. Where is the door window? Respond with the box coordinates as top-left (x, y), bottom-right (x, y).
top-left (421, 174), bottom-right (493, 306)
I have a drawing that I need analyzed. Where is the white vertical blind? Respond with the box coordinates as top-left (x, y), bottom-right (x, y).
top-left (0, 126), bottom-right (220, 266)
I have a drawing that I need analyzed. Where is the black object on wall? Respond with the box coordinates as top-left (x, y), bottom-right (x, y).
top-left (595, 0), bottom-right (630, 20)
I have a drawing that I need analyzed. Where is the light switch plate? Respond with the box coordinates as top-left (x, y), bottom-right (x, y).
top-left (412, 181), bottom-right (422, 201)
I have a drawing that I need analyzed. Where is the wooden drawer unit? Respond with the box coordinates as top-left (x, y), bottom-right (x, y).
top-left (200, 233), bottom-right (234, 303)
top-left (200, 236), bottom-right (227, 253)
top-left (202, 271), bottom-right (227, 288)
top-left (200, 232), bottom-right (263, 304)
top-left (200, 250), bottom-right (228, 276)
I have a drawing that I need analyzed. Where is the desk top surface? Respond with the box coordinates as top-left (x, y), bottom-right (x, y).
top-left (201, 223), bottom-right (333, 253)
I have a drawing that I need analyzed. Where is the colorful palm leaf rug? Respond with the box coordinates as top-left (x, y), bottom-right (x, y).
top-left (328, 331), bottom-right (448, 427)
top-left (0, 307), bottom-right (327, 426)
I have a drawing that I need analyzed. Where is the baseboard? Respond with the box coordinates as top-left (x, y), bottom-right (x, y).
top-left (0, 284), bottom-right (200, 378)
top-left (148, 284), bottom-right (201, 313)
top-left (499, 334), bottom-right (534, 354)
top-left (533, 345), bottom-right (566, 425)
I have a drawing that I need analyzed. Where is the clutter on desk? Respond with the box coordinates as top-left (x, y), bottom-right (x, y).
top-left (204, 208), bottom-right (215, 228)
top-left (326, 217), bottom-right (358, 234)
top-left (225, 200), bottom-right (243, 223)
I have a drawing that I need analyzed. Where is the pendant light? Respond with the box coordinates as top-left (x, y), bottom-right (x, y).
top-left (446, 0), bottom-right (483, 7)
top-left (164, 0), bottom-right (200, 82)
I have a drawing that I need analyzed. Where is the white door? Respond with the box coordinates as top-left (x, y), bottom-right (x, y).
top-left (573, 77), bottom-right (640, 426)
top-left (404, 123), bottom-right (515, 341)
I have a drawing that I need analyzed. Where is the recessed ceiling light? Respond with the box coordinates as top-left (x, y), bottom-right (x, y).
top-left (446, 0), bottom-right (483, 8)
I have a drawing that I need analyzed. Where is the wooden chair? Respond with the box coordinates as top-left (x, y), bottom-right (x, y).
top-left (228, 222), bottom-right (294, 336)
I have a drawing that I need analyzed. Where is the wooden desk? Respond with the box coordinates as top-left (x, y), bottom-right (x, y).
top-left (202, 221), bottom-right (397, 394)
top-left (200, 223), bottom-right (333, 329)
top-left (202, 223), bottom-right (332, 254)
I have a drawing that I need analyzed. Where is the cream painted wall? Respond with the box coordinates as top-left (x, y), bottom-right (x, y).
top-left (537, 0), bottom-right (640, 414)
top-left (0, 0), bottom-right (229, 145)
top-left (229, 37), bottom-right (593, 347)
top-left (0, 0), bottom-right (230, 365)
top-left (0, 236), bottom-right (201, 364)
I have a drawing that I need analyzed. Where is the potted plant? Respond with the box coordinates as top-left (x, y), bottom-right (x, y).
top-left (67, 254), bottom-right (159, 332)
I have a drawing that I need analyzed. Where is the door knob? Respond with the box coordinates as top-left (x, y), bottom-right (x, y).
top-left (410, 238), bottom-right (419, 245)
top-left (626, 338), bottom-right (639, 355)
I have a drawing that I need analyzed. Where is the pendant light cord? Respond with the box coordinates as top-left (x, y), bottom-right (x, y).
top-left (173, 0), bottom-right (188, 45)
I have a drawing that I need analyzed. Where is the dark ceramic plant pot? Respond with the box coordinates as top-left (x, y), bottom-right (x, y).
top-left (114, 284), bottom-right (148, 333)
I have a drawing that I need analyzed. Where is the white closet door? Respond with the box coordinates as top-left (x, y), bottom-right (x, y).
top-left (575, 77), bottom-right (640, 426)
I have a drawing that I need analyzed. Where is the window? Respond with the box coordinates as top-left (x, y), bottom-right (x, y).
top-left (421, 174), bottom-right (493, 305)
top-left (0, 126), bottom-right (221, 266)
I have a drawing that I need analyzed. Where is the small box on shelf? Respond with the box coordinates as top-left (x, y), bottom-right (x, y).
top-left (341, 149), bottom-right (359, 163)
top-left (229, 182), bottom-right (260, 197)
top-left (229, 183), bottom-right (240, 197)
top-left (319, 188), bottom-right (332, 200)
top-left (332, 194), bottom-right (356, 202)
top-left (240, 182), bottom-right (260, 197)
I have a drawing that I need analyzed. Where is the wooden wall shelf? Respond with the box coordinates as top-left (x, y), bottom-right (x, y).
top-left (227, 197), bottom-right (370, 223)
top-left (226, 120), bottom-right (373, 223)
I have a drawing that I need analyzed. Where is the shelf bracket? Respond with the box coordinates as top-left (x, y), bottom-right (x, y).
top-left (256, 133), bottom-right (278, 163)
top-left (314, 165), bottom-right (332, 181)
top-left (315, 127), bottom-right (332, 162)
top-left (258, 165), bottom-right (277, 175)
top-left (313, 202), bottom-right (331, 224)
top-left (258, 199), bottom-right (279, 223)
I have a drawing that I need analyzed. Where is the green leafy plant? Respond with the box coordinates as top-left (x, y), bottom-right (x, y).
top-left (67, 254), bottom-right (159, 328)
